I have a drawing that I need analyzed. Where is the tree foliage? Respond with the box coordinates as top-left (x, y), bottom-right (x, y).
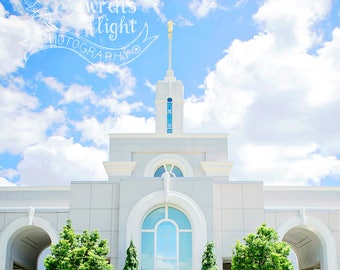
top-left (201, 242), bottom-right (218, 270)
top-left (44, 220), bottom-right (113, 270)
top-left (123, 240), bottom-right (139, 270)
top-left (231, 224), bottom-right (293, 270)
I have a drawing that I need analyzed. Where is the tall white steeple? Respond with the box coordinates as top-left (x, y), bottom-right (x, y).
top-left (155, 20), bottom-right (184, 134)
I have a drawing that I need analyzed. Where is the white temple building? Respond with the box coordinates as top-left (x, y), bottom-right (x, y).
top-left (1, 23), bottom-right (340, 270)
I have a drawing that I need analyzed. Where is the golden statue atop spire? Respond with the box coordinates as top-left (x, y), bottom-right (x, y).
top-left (167, 20), bottom-right (175, 72)
top-left (168, 20), bottom-right (174, 39)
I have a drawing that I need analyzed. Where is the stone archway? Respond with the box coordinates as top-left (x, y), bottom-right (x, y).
top-left (284, 227), bottom-right (322, 270)
top-left (0, 217), bottom-right (59, 270)
top-left (277, 216), bottom-right (337, 270)
top-left (11, 226), bottom-right (51, 270)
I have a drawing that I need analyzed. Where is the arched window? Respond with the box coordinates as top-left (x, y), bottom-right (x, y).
top-left (141, 206), bottom-right (192, 270)
top-left (144, 154), bottom-right (193, 177)
top-left (154, 164), bottom-right (184, 177)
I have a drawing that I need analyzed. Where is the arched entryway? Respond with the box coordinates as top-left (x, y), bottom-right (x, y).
top-left (284, 227), bottom-right (321, 270)
top-left (0, 217), bottom-right (59, 270)
top-left (11, 226), bottom-right (51, 269)
top-left (277, 216), bottom-right (337, 270)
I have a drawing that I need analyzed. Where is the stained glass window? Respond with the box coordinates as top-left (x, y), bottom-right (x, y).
top-left (154, 164), bottom-right (184, 177)
top-left (167, 97), bottom-right (173, 133)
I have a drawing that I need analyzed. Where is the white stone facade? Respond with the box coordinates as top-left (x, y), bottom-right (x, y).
top-left (1, 39), bottom-right (339, 270)
top-left (1, 180), bottom-right (340, 269)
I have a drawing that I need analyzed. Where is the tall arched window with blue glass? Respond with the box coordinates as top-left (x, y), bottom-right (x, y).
top-left (167, 97), bottom-right (173, 133)
top-left (141, 206), bottom-right (192, 270)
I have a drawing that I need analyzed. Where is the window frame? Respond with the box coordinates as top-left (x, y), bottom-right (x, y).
top-left (154, 164), bottom-right (184, 177)
top-left (141, 206), bottom-right (192, 270)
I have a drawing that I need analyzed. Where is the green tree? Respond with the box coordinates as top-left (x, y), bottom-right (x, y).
top-left (123, 240), bottom-right (139, 270)
top-left (201, 242), bottom-right (218, 270)
top-left (231, 224), bottom-right (293, 270)
top-left (44, 220), bottom-right (113, 270)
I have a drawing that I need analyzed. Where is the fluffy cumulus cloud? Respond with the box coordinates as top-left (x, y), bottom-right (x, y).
top-left (61, 84), bottom-right (97, 105)
top-left (136, 0), bottom-right (165, 21)
top-left (2, 0), bottom-right (340, 187)
top-left (189, 0), bottom-right (219, 18)
top-left (74, 115), bottom-right (154, 149)
top-left (109, 115), bottom-right (155, 133)
top-left (58, 1), bottom-right (94, 34)
top-left (75, 117), bottom-right (112, 147)
top-left (0, 81), bottom-right (65, 154)
top-left (0, 0), bottom-right (95, 76)
top-left (18, 136), bottom-right (107, 186)
top-left (0, 168), bottom-right (18, 186)
top-left (253, 0), bottom-right (331, 49)
top-left (38, 75), bottom-right (98, 104)
top-left (86, 62), bottom-right (148, 114)
top-left (0, 3), bottom-right (44, 76)
top-left (185, 0), bottom-right (340, 185)
top-left (0, 177), bottom-right (16, 187)
top-left (0, 0), bottom-right (96, 77)
top-left (86, 62), bottom-right (136, 96)
top-left (235, 143), bottom-right (340, 185)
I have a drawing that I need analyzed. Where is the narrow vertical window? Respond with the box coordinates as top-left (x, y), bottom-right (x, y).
top-left (167, 97), bottom-right (173, 133)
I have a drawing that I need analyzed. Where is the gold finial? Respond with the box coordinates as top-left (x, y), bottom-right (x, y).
top-left (168, 20), bottom-right (174, 39)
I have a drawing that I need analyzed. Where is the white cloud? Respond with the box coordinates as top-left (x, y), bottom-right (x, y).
top-left (0, 168), bottom-right (18, 186)
top-left (0, 177), bottom-right (17, 187)
top-left (145, 79), bottom-right (156, 92)
top-left (189, 0), bottom-right (219, 18)
top-left (0, 3), bottom-right (44, 76)
top-left (253, 0), bottom-right (331, 50)
top-left (175, 16), bottom-right (194, 27)
top-left (0, 82), bottom-right (65, 154)
top-left (86, 62), bottom-right (147, 114)
top-left (97, 94), bottom-right (144, 115)
top-left (39, 75), bottom-right (97, 105)
top-left (38, 75), bottom-right (64, 94)
top-left (302, 27), bottom-right (340, 107)
top-left (74, 117), bottom-right (112, 147)
top-left (74, 115), bottom-right (155, 148)
top-left (59, 1), bottom-right (94, 34)
top-left (109, 115), bottom-right (155, 133)
top-left (61, 84), bottom-right (97, 104)
top-left (0, 0), bottom-right (92, 76)
top-left (185, 0), bottom-right (340, 185)
top-left (234, 143), bottom-right (340, 185)
top-left (136, 0), bottom-right (165, 21)
top-left (11, 0), bottom-right (93, 34)
top-left (86, 62), bottom-right (136, 97)
top-left (18, 136), bottom-right (107, 186)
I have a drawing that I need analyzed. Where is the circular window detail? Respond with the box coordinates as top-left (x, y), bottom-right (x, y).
top-left (154, 164), bottom-right (184, 177)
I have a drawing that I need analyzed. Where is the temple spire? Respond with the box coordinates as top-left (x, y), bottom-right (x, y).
top-left (155, 20), bottom-right (184, 134)
top-left (167, 20), bottom-right (174, 72)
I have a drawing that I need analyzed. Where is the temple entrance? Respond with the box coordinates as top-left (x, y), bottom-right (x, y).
top-left (9, 226), bottom-right (51, 270)
top-left (283, 227), bottom-right (322, 270)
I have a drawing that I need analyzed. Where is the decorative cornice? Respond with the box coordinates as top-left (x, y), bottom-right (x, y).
top-left (0, 207), bottom-right (69, 213)
top-left (200, 161), bottom-right (233, 177)
top-left (109, 133), bottom-right (229, 139)
top-left (103, 161), bottom-right (137, 177)
top-left (265, 206), bottom-right (340, 212)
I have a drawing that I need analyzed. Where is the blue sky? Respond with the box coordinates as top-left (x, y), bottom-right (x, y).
top-left (1, 0), bottom-right (340, 186)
